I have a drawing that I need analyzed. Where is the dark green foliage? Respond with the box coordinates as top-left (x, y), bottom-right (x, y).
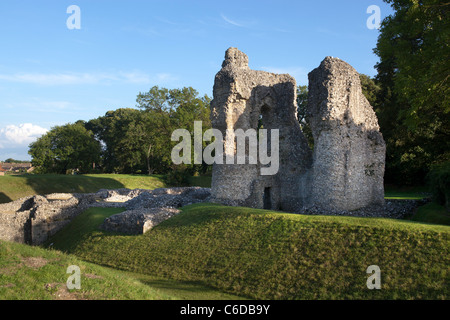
top-left (360, 74), bottom-right (381, 107)
top-left (30, 86), bottom-right (212, 175)
top-left (374, 0), bottom-right (450, 185)
top-left (427, 161), bottom-right (450, 210)
top-left (28, 122), bottom-right (101, 174)
top-left (3, 158), bottom-right (29, 163)
top-left (164, 165), bottom-right (191, 187)
top-left (297, 85), bottom-right (313, 148)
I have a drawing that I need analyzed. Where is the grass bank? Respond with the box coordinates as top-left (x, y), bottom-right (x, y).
top-left (0, 173), bottom-right (213, 204)
top-left (0, 239), bottom-right (173, 300)
top-left (47, 204), bottom-right (450, 300)
top-left (1, 209), bottom-right (243, 301)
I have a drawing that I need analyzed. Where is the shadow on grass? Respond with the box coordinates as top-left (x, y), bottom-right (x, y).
top-left (0, 192), bottom-right (12, 204)
top-left (135, 277), bottom-right (247, 300)
top-left (1, 174), bottom-right (126, 202)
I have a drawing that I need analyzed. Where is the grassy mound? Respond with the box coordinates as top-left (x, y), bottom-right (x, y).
top-left (0, 239), bottom-right (173, 300)
top-left (48, 204), bottom-right (450, 300)
top-left (0, 221), bottom-right (243, 300)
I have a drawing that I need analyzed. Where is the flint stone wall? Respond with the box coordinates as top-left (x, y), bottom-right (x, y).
top-left (210, 48), bottom-right (386, 213)
top-left (0, 187), bottom-right (211, 244)
top-left (306, 56), bottom-right (386, 211)
top-left (0, 194), bottom-right (96, 245)
top-left (210, 47), bottom-right (313, 212)
top-left (99, 208), bottom-right (181, 235)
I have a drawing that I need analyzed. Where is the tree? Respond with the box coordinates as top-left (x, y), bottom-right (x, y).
top-left (87, 108), bottom-right (152, 174)
top-left (4, 158), bottom-right (28, 163)
top-left (359, 74), bottom-right (381, 107)
top-left (29, 122), bottom-right (101, 174)
top-left (374, 0), bottom-right (450, 185)
top-left (137, 86), bottom-right (212, 174)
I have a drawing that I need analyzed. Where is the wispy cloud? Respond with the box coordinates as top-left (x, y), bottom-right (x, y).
top-left (220, 13), bottom-right (259, 29)
top-left (0, 72), bottom-right (117, 85)
top-left (3, 98), bottom-right (79, 115)
top-left (0, 71), bottom-right (177, 86)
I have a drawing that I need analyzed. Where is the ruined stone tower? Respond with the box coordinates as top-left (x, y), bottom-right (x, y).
top-left (210, 48), bottom-right (386, 213)
top-left (210, 48), bottom-right (313, 212)
top-left (307, 57), bottom-right (386, 211)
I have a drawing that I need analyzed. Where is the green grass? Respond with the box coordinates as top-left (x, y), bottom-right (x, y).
top-left (0, 239), bottom-right (174, 300)
top-left (0, 208), bottom-right (242, 300)
top-left (47, 204), bottom-right (450, 300)
top-left (411, 202), bottom-right (450, 226)
top-left (384, 184), bottom-right (430, 200)
top-left (0, 207), bottom-right (243, 300)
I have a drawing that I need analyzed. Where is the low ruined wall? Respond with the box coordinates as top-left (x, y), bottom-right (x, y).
top-left (0, 187), bottom-right (211, 245)
top-left (0, 193), bottom-right (97, 245)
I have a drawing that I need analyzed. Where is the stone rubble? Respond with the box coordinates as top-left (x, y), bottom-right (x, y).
top-left (300, 198), bottom-right (430, 219)
top-left (98, 187), bottom-right (211, 235)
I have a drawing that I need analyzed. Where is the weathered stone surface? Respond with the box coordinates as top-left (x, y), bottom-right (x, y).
top-left (210, 47), bottom-right (313, 212)
top-left (0, 193), bottom-right (97, 245)
top-left (0, 187), bottom-right (211, 243)
top-left (99, 208), bottom-right (181, 235)
top-left (306, 56), bottom-right (386, 211)
top-left (210, 48), bottom-right (386, 214)
top-left (125, 187), bottom-right (210, 210)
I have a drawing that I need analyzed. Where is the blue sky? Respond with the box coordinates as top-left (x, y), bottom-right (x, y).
top-left (0, 0), bottom-right (393, 161)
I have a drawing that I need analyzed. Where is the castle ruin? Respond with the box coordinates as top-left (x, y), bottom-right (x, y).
top-left (210, 48), bottom-right (386, 213)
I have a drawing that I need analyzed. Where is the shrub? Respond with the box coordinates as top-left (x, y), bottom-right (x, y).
top-left (427, 162), bottom-right (450, 210)
top-left (164, 165), bottom-right (191, 187)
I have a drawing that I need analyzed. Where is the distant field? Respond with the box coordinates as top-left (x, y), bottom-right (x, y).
top-left (46, 204), bottom-right (450, 300)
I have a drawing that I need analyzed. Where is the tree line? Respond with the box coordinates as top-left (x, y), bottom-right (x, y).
top-left (29, 0), bottom-right (449, 187)
top-left (29, 86), bottom-right (211, 176)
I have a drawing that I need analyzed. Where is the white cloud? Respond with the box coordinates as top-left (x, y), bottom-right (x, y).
top-left (0, 73), bottom-right (116, 85)
top-left (119, 72), bottom-right (151, 84)
top-left (0, 124), bottom-right (48, 148)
